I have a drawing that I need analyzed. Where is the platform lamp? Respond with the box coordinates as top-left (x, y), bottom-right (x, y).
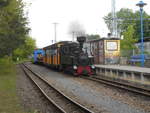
top-left (136, 1), bottom-right (147, 67)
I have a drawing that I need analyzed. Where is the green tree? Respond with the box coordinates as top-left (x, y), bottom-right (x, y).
top-left (121, 25), bottom-right (137, 56)
top-left (103, 8), bottom-right (150, 40)
top-left (86, 34), bottom-right (100, 41)
top-left (13, 48), bottom-right (24, 60)
top-left (133, 11), bottom-right (150, 39)
top-left (23, 36), bottom-right (36, 57)
top-left (104, 8), bottom-right (134, 34)
top-left (0, 0), bottom-right (10, 7)
top-left (13, 36), bottom-right (36, 61)
top-left (0, 0), bottom-right (29, 57)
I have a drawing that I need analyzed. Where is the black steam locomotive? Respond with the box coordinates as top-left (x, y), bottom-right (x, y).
top-left (59, 36), bottom-right (95, 75)
top-left (34, 36), bottom-right (95, 76)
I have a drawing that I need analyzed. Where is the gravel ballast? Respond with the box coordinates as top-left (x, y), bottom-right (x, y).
top-left (26, 62), bottom-right (150, 113)
top-left (17, 65), bottom-right (62, 113)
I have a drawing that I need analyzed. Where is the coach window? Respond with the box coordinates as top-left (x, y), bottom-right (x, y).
top-left (50, 49), bottom-right (54, 56)
top-left (54, 49), bottom-right (57, 55)
top-left (50, 49), bottom-right (54, 55)
top-left (49, 50), bottom-right (52, 55)
top-left (46, 50), bottom-right (49, 56)
top-left (48, 49), bottom-right (50, 56)
top-left (47, 50), bottom-right (49, 56)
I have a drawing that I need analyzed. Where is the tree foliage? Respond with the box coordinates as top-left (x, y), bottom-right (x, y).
top-left (0, 0), bottom-right (30, 57)
top-left (121, 25), bottom-right (137, 50)
top-left (0, 0), bottom-right (10, 7)
top-left (103, 8), bottom-right (150, 40)
top-left (86, 34), bottom-right (100, 41)
top-left (120, 25), bottom-right (137, 57)
top-left (13, 36), bottom-right (36, 61)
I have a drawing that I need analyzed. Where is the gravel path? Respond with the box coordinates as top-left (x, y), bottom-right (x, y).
top-left (16, 65), bottom-right (62, 113)
top-left (26, 62), bottom-right (150, 113)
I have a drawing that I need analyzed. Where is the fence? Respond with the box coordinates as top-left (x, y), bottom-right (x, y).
top-left (119, 49), bottom-right (150, 67)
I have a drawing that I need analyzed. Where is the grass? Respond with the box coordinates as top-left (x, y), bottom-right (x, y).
top-left (14, 58), bottom-right (31, 64)
top-left (0, 57), bottom-right (26, 113)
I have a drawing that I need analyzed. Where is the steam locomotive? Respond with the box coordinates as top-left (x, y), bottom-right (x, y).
top-left (33, 36), bottom-right (95, 76)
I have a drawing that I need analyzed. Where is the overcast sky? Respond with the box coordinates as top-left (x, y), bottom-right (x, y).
top-left (23, 0), bottom-right (150, 48)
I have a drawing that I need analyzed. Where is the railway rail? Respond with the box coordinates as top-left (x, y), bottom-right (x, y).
top-left (82, 76), bottom-right (150, 97)
top-left (21, 63), bottom-right (94, 113)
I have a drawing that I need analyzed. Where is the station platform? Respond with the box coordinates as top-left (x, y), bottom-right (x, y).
top-left (95, 65), bottom-right (150, 74)
top-left (95, 65), bottom-right (150, 85)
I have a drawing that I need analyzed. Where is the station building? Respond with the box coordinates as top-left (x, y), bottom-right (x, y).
top-left (84, 38), bottom-right (120, 65)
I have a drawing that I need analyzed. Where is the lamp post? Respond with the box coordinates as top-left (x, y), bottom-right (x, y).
top-left (136, 1), bottom-right (147, 67)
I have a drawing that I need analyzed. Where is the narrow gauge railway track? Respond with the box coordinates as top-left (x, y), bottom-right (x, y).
top-left (82, 76), bottom-right (150, 97)
top-left (21, 63), bottom-right (94, 113)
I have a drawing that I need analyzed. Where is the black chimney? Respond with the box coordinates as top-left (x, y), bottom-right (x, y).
top-left (77, 36), bottom-right (86, 51)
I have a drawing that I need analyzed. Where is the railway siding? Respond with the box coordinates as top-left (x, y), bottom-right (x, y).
top-left (17, 64), bottom-right (61, 113)
top-left (82, 76), bottom-right (150, 97)
top-left (25, 62), bottom-right (150, 113)
top-left (22, 63), bottom-right (94, 113)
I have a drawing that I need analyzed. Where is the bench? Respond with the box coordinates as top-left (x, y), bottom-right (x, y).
top-left (129, 54), bottom-right (150, 65)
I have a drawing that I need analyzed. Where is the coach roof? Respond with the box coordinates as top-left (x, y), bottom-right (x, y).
top-left (43, 41), bottom-right (77, 49)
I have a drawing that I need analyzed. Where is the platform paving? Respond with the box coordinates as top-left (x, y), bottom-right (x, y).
top-left (95, 65), bottom-right (150, 75)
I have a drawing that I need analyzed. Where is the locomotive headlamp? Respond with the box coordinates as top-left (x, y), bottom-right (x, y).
top-left (91, 65), bottom-right (95, 69)
top-left (73, 65), bottom-right (77, 70)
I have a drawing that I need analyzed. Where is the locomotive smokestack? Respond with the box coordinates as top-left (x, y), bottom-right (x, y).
top-left (77, 36), bottom-right (86, 51)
